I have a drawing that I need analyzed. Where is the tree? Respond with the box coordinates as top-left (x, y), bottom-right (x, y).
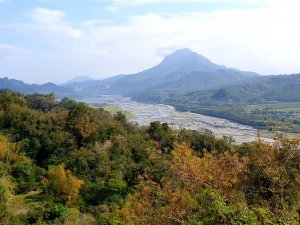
top-left (43, 164), bottom-right (84, 206)
top-left (106, 144), bottom-right (253, 224)
top-left (25, 92), bottom-right (57, 112)
top-left (240, 135), bottom-right (300, 223)
top-left (148, 121), bottom-right (176, 152)
top-left (114, 111), bottom-right (126, 124)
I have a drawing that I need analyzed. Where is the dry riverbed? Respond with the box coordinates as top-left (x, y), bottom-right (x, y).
top-left (78, 95), bottom-right (274, 144)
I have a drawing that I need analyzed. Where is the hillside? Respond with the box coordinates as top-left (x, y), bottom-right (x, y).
top-left (175, 73), bottom-right (300, 104)
top-left (0, 90), bottom-right (299, 224)
top-left (145, 68), bottom-right (258, 93)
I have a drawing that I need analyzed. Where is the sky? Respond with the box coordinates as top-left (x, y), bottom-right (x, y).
top-left (1, 0), bottom-right (300, 84)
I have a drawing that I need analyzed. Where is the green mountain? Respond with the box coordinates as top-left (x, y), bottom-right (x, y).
top-left (182, 73), bottom-right (300, 104)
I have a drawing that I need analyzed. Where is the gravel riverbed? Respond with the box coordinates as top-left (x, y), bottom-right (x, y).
top-left (78, 95), bottom-right (272, 144)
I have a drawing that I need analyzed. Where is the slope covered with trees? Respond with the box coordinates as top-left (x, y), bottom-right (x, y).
top-left (0, 90), bottom-right (299, 224)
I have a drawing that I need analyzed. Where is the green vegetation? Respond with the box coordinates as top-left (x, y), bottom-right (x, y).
top-left (171, 101), bottom-right (300, 132)
top-left (133, 73), bottom-right (300, 132)
top-left (0, 89), bottom-right (299, 224)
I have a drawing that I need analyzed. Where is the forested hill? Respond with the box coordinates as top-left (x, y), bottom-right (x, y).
top-left (184, 73), bottom-right (300, 103)
top-left (0, 90), bottom-right (299, 224)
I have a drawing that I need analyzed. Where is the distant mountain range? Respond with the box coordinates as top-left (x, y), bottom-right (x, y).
top-left (0, 77), bottom-right (70, 96)
top-left (1, 48), bottom-right (300, 104)
top-left (63, 48), bottom-right (259, 96)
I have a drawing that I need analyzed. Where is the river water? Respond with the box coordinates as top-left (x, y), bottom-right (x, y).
top-left (77, 95), bottom-right (265, 144)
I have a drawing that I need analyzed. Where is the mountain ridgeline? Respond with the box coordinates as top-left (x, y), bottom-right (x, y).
top-left (63, 48), bottom-right (259, 95)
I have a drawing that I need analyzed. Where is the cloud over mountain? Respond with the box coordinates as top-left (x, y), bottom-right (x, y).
top-left (1, 0), bottom-right (300, 83)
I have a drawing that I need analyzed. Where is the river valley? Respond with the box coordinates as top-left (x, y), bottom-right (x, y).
top-left (77, 95), bottom-right (271, 144)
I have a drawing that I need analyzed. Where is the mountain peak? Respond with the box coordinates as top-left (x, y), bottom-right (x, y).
top-left (165, 48), bottom-right (212, 64)
top-left (166, 48), bottom-right (197, 58)
top-left (153, 48), bottom-right (220, 75)
top-left (172, 48), bottom-right (196, 54)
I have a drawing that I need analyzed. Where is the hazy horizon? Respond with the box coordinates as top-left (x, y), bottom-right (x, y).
top-left (1, 0), bottom-right (300, 84)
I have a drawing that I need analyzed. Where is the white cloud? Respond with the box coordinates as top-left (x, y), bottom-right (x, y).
top-left (30, 7), bottom-right (65, 24)
top-left (81, 1), bottom-right (300, 77)
top-left (109, 0), bottom-right (264, 7)
top-left (28, 8), bottom-right (85, 39)
top-left (106, 0), bottom-right (299, 13)
top-left (108, 0), bottom-right (297, 7)
top-left (106, 0), bottom-right (267, 11)
top-left (2, 1), bottom-right (300, 83)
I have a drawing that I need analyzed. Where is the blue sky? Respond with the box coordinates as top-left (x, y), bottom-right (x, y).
top-left (1, 0), bottom-right (300, 83)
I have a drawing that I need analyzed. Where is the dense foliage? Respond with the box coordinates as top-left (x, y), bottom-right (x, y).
top-left (0, 90), bottom-right (299, 224)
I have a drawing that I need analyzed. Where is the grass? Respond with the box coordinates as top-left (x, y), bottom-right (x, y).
top-left (1, 175), bottom-right (41, 216)
top-left (7, 194), bottom-right (30, 215)
top-left (6, 190), bottom-right (41, 216)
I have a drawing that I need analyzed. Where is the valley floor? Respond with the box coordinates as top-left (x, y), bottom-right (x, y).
top-left (78, 95), bottom-right (278, 144)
